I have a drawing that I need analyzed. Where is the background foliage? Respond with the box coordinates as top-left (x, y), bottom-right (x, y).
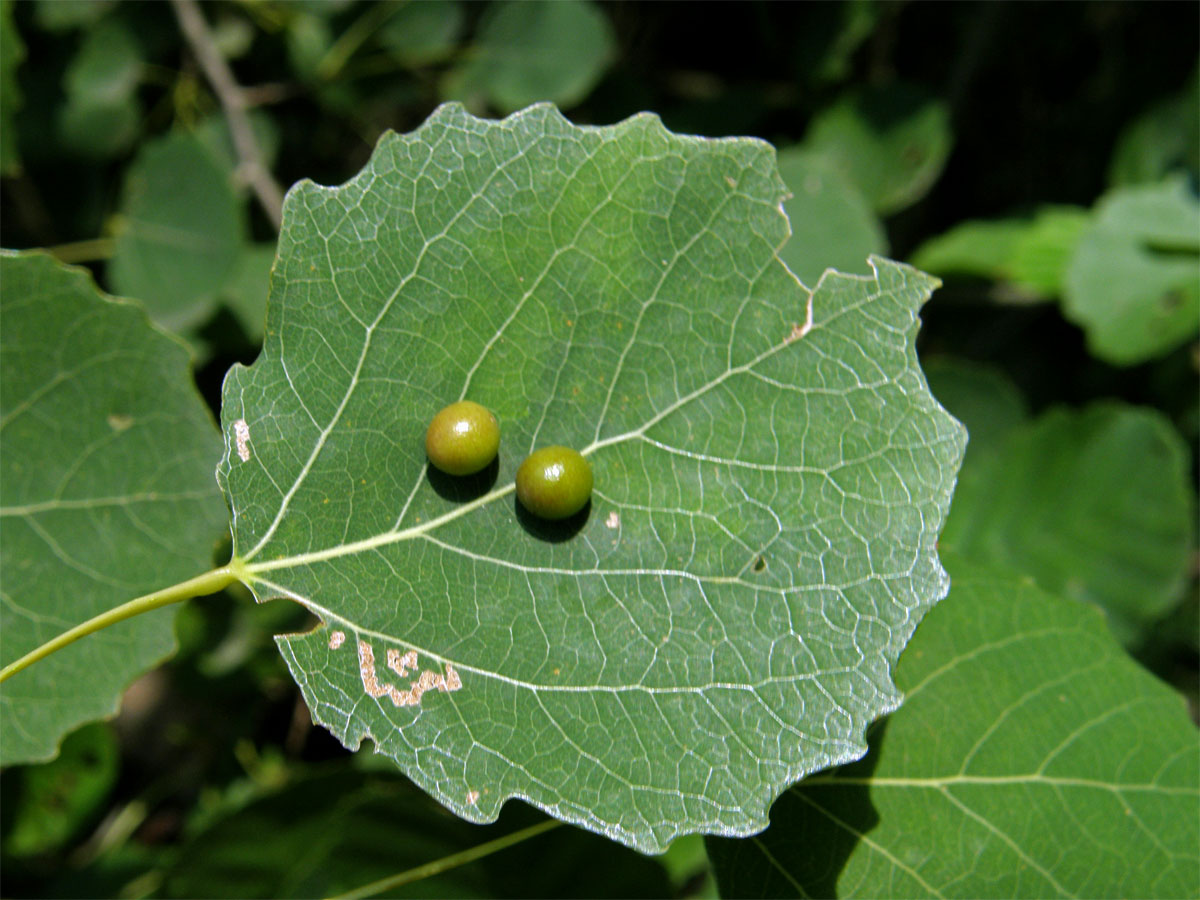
top-left (1, 1), bottom-right (1196, 897)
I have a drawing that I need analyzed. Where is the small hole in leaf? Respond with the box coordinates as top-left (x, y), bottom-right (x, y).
top-left (753, 556), bottom-right (767, 573)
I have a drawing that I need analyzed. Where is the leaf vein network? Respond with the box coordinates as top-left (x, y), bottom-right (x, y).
top-left (244, 137), bottom-right (543, 561)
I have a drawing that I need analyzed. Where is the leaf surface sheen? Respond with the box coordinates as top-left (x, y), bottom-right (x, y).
top-left (218, 104), bottom-right (965, 852)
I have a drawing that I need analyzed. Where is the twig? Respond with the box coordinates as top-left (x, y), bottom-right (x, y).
top-left (46, 236), bottom-right (116, 264)
top-left (169, 0), bottom-right (284, 230)
top-left (326, 819), bottom-right (562, 900)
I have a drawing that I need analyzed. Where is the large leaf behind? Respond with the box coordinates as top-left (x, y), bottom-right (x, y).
top-left (707, 554), bottom-right (1200, 898)
top-left (942, 403), bottom-right (1194, 646)
top-left (0, 251), bottom-right (227, 765)
top-left (218, 104), bottom-right (965, 852)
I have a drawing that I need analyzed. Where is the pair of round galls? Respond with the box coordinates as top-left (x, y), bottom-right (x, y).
top-left (425, 401), bottom-right (592, 520)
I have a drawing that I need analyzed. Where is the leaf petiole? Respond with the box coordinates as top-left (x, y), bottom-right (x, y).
top-left (325, 819), bottom-right (562, 900)
top-left (0, 560), bottom-right (251, 683)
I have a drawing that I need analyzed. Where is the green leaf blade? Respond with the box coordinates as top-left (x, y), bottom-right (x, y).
top-left (709, 555), bottom-right (1200, 898)
top-left (220, 104), bottom-right (965, 852)
top-left (1063, 176), bottom-right (1200, 365)
top-left (109, 130), bottom-right (246, 333)
top-left (0, 251), bottom-right (228, 765)
top-left (802, 84), bottom-right (953, 216)
top-left (775, 147), bottom-right (887, 287)
top-left (444, 0), bottom-right (615, 114)
top-left (942, 402), bottom-right (1195, 646)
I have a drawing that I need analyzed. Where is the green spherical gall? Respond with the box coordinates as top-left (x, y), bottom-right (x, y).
top-left (425, 401), bottom-right (500, 476)
top-left (516, 446), bottom-right (593, 520)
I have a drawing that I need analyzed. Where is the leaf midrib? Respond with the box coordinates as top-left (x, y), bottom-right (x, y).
top-left (241, 117), bottom-right (821, 567)
top-left (241, 316), bottom-right (812, 577)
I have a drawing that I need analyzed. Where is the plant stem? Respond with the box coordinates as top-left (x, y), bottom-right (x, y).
top-left (326, 819), bottom-right (562, 900)
top-left (169, 0), bottom-right (284, 229)
top-left (0, 563), bottom-right (246, 683)
top-left (316, 0), bottom-right (402, 82)
top-left (46, 237), bottom-right (116, 264)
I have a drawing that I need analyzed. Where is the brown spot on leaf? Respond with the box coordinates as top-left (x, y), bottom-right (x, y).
top-left (233, 419), bottom-right (251, 462)
top-left (359, 640), bottom-right (461, 707)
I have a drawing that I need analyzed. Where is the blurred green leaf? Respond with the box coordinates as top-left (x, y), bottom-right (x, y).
top-left (288, 0), bottom-right (357, 16)
top-left (775, 147), bottom-right (887, 286)
top-left (794, 0), bottom-right (881, 88)
top-left (910, 205), bottom-right (1090, 301)
top-left (108, 130), bottom-right (246, 333)
top-left (909, 218), bottom-right (1026, 282)
top-left (1108, 68), bottom-right (1199, 187)
top-left (708, 553), bottom-right (1200, 898)
top-left (57, 17), bottom-right (142, 159)
top-left (1006, 206), bottom-right (1091, 297)
top-left (58, 98), bottom-right (140, 161)
top-left (192, 588), bottom-right (304, 679)
top-left (218, 103), bottom-right (964, 853)
top-left (211, 8), bottom-right (257, 60)
top-left (32, 0), bottom-right (116, 31)
top-left (219, 243), bottom-right (276, 343)
top-left (1063, 176), bottom-right (1200, 366)
top-left (286, 11), bottom-right (333, 83)
top-left (0, 0), bottom-right (24, 175)
top-left (444, 0), bottom-right (615, 113)
top-left (378, 0), bottom-right (463, 68)
top-left (942, 402), bottom-right (1195, 646)
top-left (0, 251), bottom-right (228, 766)
top-left (193, 112), bottom-right (282, 178)
top-left (43, 844), bottom-right (164, 900)
top-left (2, 723), bottom-right (119, 856)
top-left (658, 833), bottom-right (718, 898)
top-left (921, 356), bottom-right (1028, 462)
top-left (163, 769), bottom-right (672, 899)
top-left (802, 84), bottom-right (953, 215)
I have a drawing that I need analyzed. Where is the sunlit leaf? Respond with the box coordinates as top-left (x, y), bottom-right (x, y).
top-left (217, 104), bottom-right (965, 852)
